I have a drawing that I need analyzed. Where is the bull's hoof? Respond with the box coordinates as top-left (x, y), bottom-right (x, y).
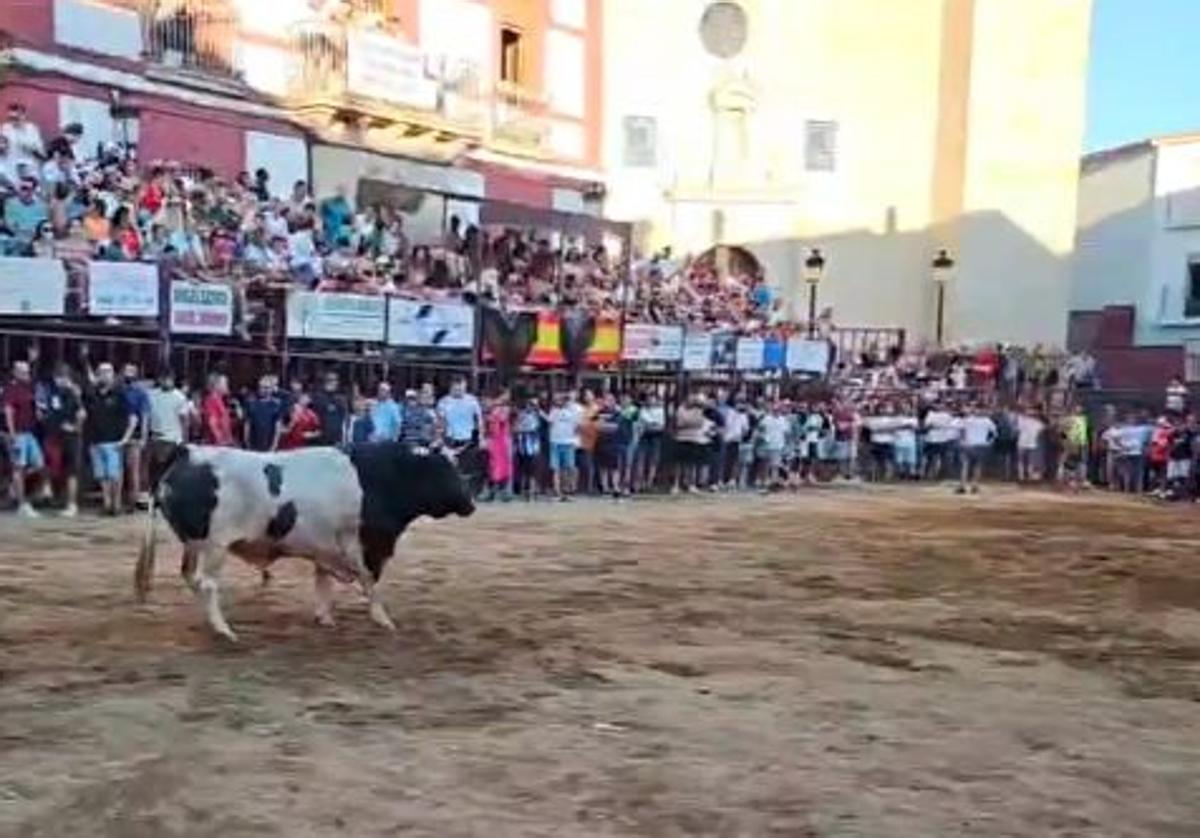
top-left (369, 604), bottom-right (396, 632)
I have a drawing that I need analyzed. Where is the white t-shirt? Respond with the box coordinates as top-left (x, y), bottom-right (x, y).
top-left (2, 120), bottom-right (44, 167)
top-left (759, 414), bottom-right (789, 451)
top-left (924, 410), bottom-right (959, 445)
top-left (640, 404), bottom-right (665, 433)
top-left (723, 408), bottom-right (749, 443)
top-left (148, 387), bottom-right (191, 443)
top-left (549, 403), bottom-right (583, 446)
top-left (1016, 414), bottom-right (1044, 450)
top-left (961, 415), bottom-right (997, 448)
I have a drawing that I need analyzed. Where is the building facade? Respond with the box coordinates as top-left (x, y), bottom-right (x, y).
top-left (0, 0), bottom-right (606, 233)
top-left (1068, 135), bottom-right (1200, 387)
top-left (601, 0), bottom-right (1092, 346)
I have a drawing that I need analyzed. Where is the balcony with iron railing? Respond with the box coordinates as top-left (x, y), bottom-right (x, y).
top-left (285, 18), bottom-right (486, 140)
top-left (490, 80), bottom-right (552, 157)
top-left (138, 0), bottom-right (243, 85)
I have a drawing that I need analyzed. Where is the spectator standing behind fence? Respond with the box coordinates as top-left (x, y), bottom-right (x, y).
top-left (85, 362), bottom-right (134, 516)
top-left (576, 390), bottom-right (600, 495)
top-left (279, 391), bottom-right (321, 450)
top-left (485, 390), bottom-right (513, 501)
top-left (147, 370), bottom-right (192, 481)
top-left (1016, 407), bottom-right (1046, 482)
top-left (400, 387), bottom-right (438, 447)
top-left (637, 393), bottom-right (666, 493)
top-left (244, 375), bottom-right (285, 452)
top-left (957, 405), bottom-right (996, 495)
top-left (593, 392), bottom-right (623, 498)
top-left (369, 382), bottom-right (401, 443)
top-left (311, 372), bottom-right (349, 446)
top-left (201, 373), bottom-right (235, 447)
top-left (756, 401), bottom-right (789, 491)
top-left (4, 360), bottom-right (45, 518)
top-left (438, 377), bottom-right (483, 449)
top-left (513, 395), bottom-right (544, 501)
top-left (548, 391), bottom-right (583, 501)
top-left (120, 364), bottom-right (151, 509)
top-left (617, 393), bottom-right (642, 495)
top-left (40, 363), bottom-right (85, 517)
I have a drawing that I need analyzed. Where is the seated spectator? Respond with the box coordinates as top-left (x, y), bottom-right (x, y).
top-left (4, 178), bottom-right (49, 247)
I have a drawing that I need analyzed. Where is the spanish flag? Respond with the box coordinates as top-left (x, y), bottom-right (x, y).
top-left (526, 312), bottom-right (621, 367)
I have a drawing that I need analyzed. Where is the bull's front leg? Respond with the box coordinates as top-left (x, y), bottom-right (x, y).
top-left (313, 567), bottom-right (335, 627)
top-left (339, 532), bottom-right (395, 632)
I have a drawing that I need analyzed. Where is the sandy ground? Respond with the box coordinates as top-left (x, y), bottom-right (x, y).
top-left (1, 486), bottom-right (1199, 837)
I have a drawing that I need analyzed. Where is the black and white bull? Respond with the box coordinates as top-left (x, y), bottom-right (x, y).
top-left (135, 442), bottom-right (475, 640)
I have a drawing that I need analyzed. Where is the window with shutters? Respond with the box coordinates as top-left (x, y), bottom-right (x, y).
top-left (805, 120), bottom-right (838, 172)
top-left (623, 116), bottom-right (657, 168)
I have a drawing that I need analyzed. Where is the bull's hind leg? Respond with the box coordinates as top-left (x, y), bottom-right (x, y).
top-left (196, 546), bottom-right (236, 641)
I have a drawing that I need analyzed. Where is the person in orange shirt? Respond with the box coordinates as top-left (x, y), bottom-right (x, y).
top-left (82, 199), bottom-right (111, 244)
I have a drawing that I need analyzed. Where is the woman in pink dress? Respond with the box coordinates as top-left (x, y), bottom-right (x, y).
top-left (486, 390), bottom-right (514, 500)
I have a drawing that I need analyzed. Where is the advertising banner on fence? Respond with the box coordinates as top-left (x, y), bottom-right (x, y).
top-left (681, 331), bottom-right (712, 371)
top-left (622, 323), bottom-right (684, 362)
top-left (0, 257), bottom-right (66, 315)
top-left (786, 337), bottom-right (832, 374)
top-left (88, 262), bottom-right (159, 317)
top-left (736, 337), bottom-right (765, 370)
top-left (710, 332), bottom-right (737, 369)
top-left (286, 291), bottom-right (387, 341)
top-left (763, 337), bottom-right (787, 370)
top-left (387, 299), bottom-right (474, 349)
top-left (169, 281), bottom-right (233, 335)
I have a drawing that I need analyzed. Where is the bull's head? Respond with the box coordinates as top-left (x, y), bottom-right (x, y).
top-left (399, 444), bottom-right (475, 520)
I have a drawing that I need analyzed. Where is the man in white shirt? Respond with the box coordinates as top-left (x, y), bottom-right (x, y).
top-left (1016, 409), bottom-right (1045, 482)
top-left (147, 369), bottom-right (194, 485)
top-left (958, 405), bottom-right (997, 494)
top-left (548, 391), bottom-right (583, 500)
top-left (437, 377), bottom-right (483, 447)
top-left (757, 403), bottom-right (790, 489)
top-left (720, 400), bottom-right (749, 489)
top-left (923, 404), bottom-right (960, 481)
top-left (1, 104), bottom-right (44, 171)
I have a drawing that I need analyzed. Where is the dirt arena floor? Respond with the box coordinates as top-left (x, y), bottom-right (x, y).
top-left (2, 487), bottom-right (1200, 837)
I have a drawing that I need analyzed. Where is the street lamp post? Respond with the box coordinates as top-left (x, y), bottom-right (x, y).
top-left (931, 248), bottom-right (955, 346)
top-left (804, 248), bottom-right (826, 338)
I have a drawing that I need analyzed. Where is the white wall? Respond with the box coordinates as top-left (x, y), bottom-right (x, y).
top-left (1142, 141), bottom-right (1200, 344)
top-left (1070, 149), bottom-right (1154, 314)
top-left (245, 132), bottom-right (309, 199)
top-left (955, 0), bottom-right (1092, 346)
top-left (54, 0), bottom-right (141, 60)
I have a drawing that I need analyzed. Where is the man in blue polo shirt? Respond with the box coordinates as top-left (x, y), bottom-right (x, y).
top-left (121, 363), bottom-right (151, 509)
top-left (437, 376), bottom-right (482, 447)
top-left (369, 381), bottom-right (402, 442)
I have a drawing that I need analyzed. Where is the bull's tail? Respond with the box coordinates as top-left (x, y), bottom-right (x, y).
top-left (134, 487), bottom-right (159, 603)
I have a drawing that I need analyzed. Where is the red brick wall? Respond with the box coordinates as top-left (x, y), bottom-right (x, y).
top-left (0, 0), bottom-right (54, 48)
top-left (1095, 346), bottom-right (1183, 390)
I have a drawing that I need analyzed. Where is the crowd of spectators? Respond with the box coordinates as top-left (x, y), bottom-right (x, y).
top-left (2, 343), bottom-right (1192, 519)
top-left (0, 101), bottom-right (794, 336)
